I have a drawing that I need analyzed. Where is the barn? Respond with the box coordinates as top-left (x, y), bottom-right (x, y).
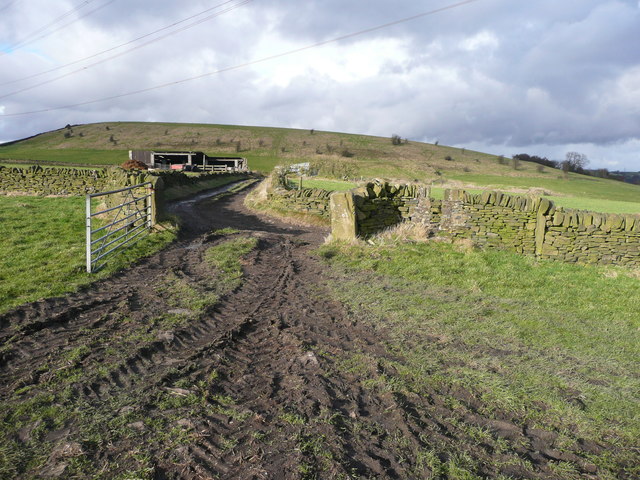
top-left (129, 150), bottom-right (248, 172)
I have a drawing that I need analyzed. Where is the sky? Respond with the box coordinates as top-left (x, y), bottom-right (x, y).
top-left (0, 0), bottom-right (639, 171)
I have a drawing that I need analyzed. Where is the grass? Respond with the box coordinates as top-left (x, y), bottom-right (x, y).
top-left (317, 240), bottom-right (640, 478)
top-left (0, 196), bottom-right (176, 314)
top-left (543, 195), bottom-right (640, 214)
top-left (287, 177), bottom-right (357, 192)
top-left (2, 121), bottom-right (639, 212)
top-left (0, 147), bottom-right (124, 165)
top-left (446, 172), bottom-right (640, 204)
top-left (204, 235), bottom-right (258, 291)
top-left (0, 232), bottom-right (259, 478)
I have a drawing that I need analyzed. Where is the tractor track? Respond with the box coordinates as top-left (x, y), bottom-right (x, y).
top-left (0, 188), bottom-right (611, 479)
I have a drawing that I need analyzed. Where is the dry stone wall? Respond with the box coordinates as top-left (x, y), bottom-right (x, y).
top-left (265, 171), bottom-right (331, 218)
top-left (327, 180), bottom-right (639, 267)
top-left (351, 182), bottom-right (430, 236)
top-left (330, 180), bottom-right (431, 240)
top-left (0, 165), bottom-right (110, 195)
top-left (538, 204), bottom-right (640, 265)
top-left (441, 189), bottom-right (539, 255)
top-left (0, 166), bottom-right (249, 224)
top-left (0, 165), bottom-right (242, 198)
top-left (433, 189), bottom-right (640, 267)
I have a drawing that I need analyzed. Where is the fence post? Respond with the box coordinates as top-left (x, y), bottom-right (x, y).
top-left (86, 194), bottom-right (93, 273)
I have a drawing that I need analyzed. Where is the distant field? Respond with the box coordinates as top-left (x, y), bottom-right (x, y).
top-left (287, 177), bottom-right (357, 192)
top-left (0, 147), bottom-right (124, 165)
top-left (430, 187), bottom-right (640, 214)
top-left (2, 121), bottom-right (639, 208)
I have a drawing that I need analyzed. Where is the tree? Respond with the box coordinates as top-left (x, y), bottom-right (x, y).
top-left (564, 151), bottom-right (588, 173)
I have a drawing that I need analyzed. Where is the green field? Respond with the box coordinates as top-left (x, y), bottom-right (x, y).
top-left (318, 240), bottom-right (640, 478)
top-left (0, 196), bottom-right (176, 314)
top-left (2, 121), bottom-right (637, 214)
top-left (287, 177), bottom-right (357, 192)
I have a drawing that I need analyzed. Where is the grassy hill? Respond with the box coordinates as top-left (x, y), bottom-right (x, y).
top-left (1, 121), bottom-right (639, 212)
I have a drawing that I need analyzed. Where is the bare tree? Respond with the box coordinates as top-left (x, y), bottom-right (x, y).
top-left (564, 151), bottom-right (589, 172)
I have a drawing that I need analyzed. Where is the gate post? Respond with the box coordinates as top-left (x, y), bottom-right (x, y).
top-left (86, 194), bottom-right (93, 273)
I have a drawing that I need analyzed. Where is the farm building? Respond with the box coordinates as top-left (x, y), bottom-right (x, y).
top-left (129, 150), bottom-right (248, 172)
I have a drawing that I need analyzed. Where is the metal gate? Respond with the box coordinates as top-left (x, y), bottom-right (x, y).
top-left (86, 182), bottom-right (154, 273)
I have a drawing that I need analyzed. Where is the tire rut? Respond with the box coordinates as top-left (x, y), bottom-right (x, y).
top-left (0, 189), bottom-right (609, 479)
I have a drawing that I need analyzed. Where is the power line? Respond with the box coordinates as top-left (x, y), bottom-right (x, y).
top-left (0, 0), bottom-right (242, 87)
top-left (0, 0), bottom-right (104, 55)
top-left (0, 0), bottom-right (252, 100)
top-left (8, 0), bottom-right (118, 54)
top-left (0, 0), bottom-right (21, 15)
top-left (0, 0), bottom-right (482, 117)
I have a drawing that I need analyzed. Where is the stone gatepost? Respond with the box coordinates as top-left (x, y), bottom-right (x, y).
top-left (330, 191), bottom-right (357, 241)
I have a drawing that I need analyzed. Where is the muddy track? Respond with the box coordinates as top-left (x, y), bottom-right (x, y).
top-left (0, 190), bottom-right (607, 479)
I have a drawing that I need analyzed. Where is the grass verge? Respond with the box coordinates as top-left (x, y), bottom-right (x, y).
top-left (317, 239), bottom-right (640, 479)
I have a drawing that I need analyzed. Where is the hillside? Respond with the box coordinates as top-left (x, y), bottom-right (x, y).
top-left (1, 121), bottom-right (639, 210)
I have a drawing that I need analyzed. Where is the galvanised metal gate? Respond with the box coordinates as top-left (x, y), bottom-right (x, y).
top-left (86, 182), bottom-right (153, 273)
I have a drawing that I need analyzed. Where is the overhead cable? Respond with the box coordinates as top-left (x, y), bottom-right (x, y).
top-left (0, 0), bottom-right (252, 99)
top-left (0, 0), bottom-right (243, 87)
top-left (0, 0), bottom-right (105, 55)
top-left (0, 0), bottom-right (21, 15)
top-left (0, 0), bottom-right (482, 117)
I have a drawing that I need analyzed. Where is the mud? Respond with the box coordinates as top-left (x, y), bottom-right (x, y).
top-left (0, 189), bottom-right (615, 479)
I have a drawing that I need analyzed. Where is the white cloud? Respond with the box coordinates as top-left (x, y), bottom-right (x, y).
top-left (459, 30), bottom-right (499, 52)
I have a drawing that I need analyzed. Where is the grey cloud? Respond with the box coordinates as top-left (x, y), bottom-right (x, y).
top-left (1, 0), bottom-right (639, 170)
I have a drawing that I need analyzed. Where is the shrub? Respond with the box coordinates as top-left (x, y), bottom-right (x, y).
top-left (391, 134), bottom-right (402, 145)
top-left (444, 155), bottom-right (453, 161)
top-left (341, 148), bottom-right (354, 158)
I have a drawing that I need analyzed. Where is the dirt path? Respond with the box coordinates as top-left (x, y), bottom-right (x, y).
top-left (0, 189), bottom-right (603, 479)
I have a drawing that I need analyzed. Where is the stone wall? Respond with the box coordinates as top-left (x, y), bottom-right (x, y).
top-left (330, 180), bottom-right (431, 240)
top-left (441, 189), bottom-right (539, 255)
top-left (0, 165), bottom-right (111, 195)
top-left (350, 181), bottom-right (431, 236)
top-left (0, 165), bottom-right (249, 223)
top-left (328, 182), bottom-right (639, 267)
top-left (0, 165), bottom-right (243, 198)
top-left (537, 204), bottom-right (640, 265)
top-left (265, 170), bottom-right (332, 218)
top-left (433, 189), bottom-right (640, 267)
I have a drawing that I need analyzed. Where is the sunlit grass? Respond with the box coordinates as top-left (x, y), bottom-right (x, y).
top-left (287, 177), bottom-right (357, 192)
top-left (318, 240), bottom-right (640, 477)
top-left (0, 196), bottom-right (176, 313)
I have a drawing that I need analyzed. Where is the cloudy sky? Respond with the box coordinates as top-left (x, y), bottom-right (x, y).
top-left (1, 0), bottom-right (639, 170)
